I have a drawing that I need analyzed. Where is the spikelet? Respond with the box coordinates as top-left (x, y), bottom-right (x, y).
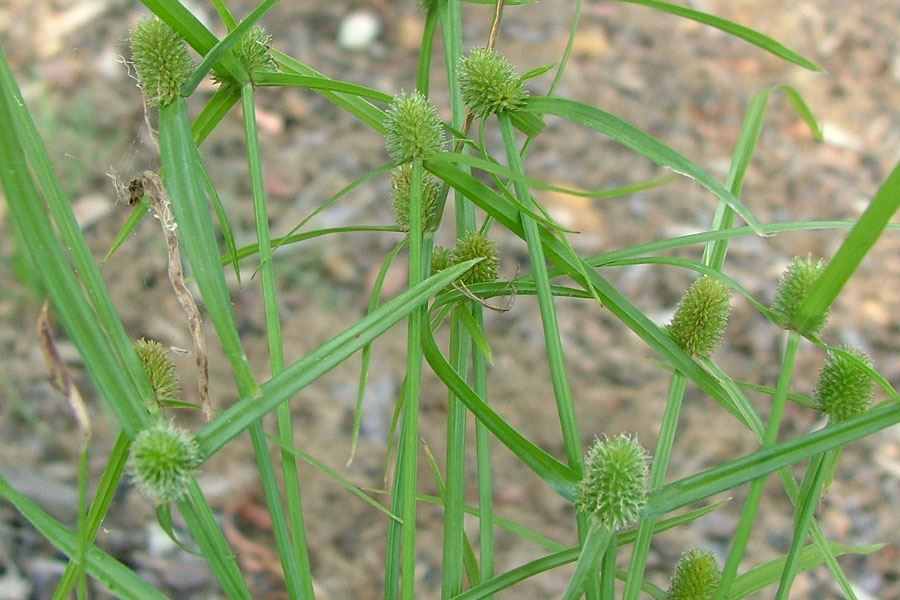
top-left (816, 347), bottom-right (875, 423)
top-left (771, 256), bottom-right (828, 336)
top-left (668, 549), bottom-right (721, 600)
top-left (384, 91), bottom-right (446, 162)
top-left (450, 231), bottom-right (499, 285)
top-left (135, 338), bottom-right (180, 407)
top-left (576, 434), bottom-right (649, 531)
top-left (391, 164), bottom-right (441, 232)
top-left (130, 18), bottom-right (193, 107)
top-left (128, 421), bottom-right (201, 504)
top-left (667, 276), bottom-right (731, 357)
top-left (459, 48), bottom-right (528, 118)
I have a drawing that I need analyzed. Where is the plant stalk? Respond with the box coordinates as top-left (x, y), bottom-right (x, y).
top-left (715, 331), bottom-right (802, 597)
top-left (242, 82), bottom-right (316, 598)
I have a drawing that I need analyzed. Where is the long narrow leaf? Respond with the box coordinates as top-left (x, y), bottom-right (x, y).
top-left (647, 402), bottom-right (900, 516)
top-left (0, 475), bottom-right (167, 600)
top-left (614, 0), bottom-right (821, 70)
top-left (796, 162), bottom-right (900, 333)
top-left (196, 258), bottom-right (483, 455)
top-left (421, 325), bottom-right (579, 498)
top-left (525, 96), bottom-right (764, 234)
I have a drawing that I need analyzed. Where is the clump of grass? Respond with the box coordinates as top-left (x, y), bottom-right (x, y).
top-left (1, 1), bottom-right (897, 599)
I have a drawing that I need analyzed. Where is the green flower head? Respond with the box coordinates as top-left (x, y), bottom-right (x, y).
top-left (667, 276), bottom-right (731, 357)
top-left (431, 246), bottom-right (453, 274)
top-left (135, 338), bottom-right (180, 407)
top-left (450, 231), bottom-right (499, 285)
top-left (130, 18), bottom-right (193, 107)
top-left (576, 434), bottom-right (649, 530)
top-left (129, 421), bottom-right (201, 504)
top-left (668, 549), bottom-right (721, 600)
top-left (816, 347), bottom-right (875, 423)
top-left (234, 26), bottom-right (277, 76)
top-left (459, 48), bottom-right (528, 118)
top-left (771, 256), bottom-right (828, 336)
top-left (391, 164), bottom-right (441, 232)
top-left (384, 91), bottom-right (446, 162)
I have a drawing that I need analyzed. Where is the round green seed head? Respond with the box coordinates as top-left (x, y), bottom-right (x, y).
top-left (459, 48), bottom-right (528, 118)
top-left (450, 231), bottom-right (499, 285)
top-left (431, 246), bottom-right (453, 274)
top-left (391, 164), bottom-right (441, 232)
top-left (135, 338), bottom-right (180, 407)
top-left (234, 26), bottom-right (277, 76)
top-left (576, 434), bottom-right (649, 531)
top-left (772, 256), bottom-right (828, 336)
top-left (129, 421), bottom-right (201, 504)
top-left (384, 91), bottom-right (446, 162)
top-left (668, 549), bottom-right (721, 600)
top-left (667, 276), bottom-right (731, 357)
top-left (816, 347), bottom-right (875, 423)
top-left (130, 18), bottom-right (193, 107)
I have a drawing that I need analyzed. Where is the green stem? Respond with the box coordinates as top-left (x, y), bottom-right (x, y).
top-left (74, 445), bottom-right (90, 600)
top-left (392, 160), bottom-right (427, 599)
top-left (775, 450), bottom-right (835, 599)
top-left (474, 307), bottom-right (495, 589)
top-left (417, 6), bottom-right (439, 95)
top-left (599, 533), bottom-right (617, 599)
top-left (498, 111), bottom-right (595, 596)
top-left (242, 82), bottom-right (315, 598)
top-left (439, 3), bottom-right (485, 596)
top-left (562, 521), bottom-right (614, 600)
top-left (160, 98), bottom-right (298, 598)
top-left (443, 306), bottom-right (472, 597)
top-left (716, 331), bottom-right (802, 598)
top-left (623, 371), bottom-right (686, 599)
top-left (52, 435), bottom-right (130, 598)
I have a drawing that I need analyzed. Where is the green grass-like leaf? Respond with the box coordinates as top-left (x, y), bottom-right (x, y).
top-left (0, 475), bottom-right (167, 599)
top-left (614, 0), bottom-right (821, 71)
top-left (795, 162), bottom-right (900, 333)
top-left (525, 96), bottom-right (764, 234)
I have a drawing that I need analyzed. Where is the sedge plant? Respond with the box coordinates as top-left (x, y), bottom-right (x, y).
top-left (1, 1), bottom-right (899, 599)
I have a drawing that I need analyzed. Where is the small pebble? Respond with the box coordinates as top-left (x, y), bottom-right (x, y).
top-left (338, 11), bottom-right (381, 50)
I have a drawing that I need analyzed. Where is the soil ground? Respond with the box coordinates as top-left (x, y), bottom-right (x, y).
top-left (1, 1), bottom-right (899, 598)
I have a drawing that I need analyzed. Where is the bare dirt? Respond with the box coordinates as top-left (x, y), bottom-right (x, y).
top-left (1, 1), bottom-right (899, 598)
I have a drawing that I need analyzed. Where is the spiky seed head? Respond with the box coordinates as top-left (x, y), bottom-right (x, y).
top-left (771, 256), bottom-right (828, 336)
top-left (128, 421), bottom-right (201, 504)
top-left (576, 434), bottom-right (649, 531)
top-left (391, 164), bottom-right (441, 232)
top-left (667, 276), bottom-right (731, 357)
top-left (130, 18), bottom-right (193, 107)
top-left (384, 91), bottom-right (446, 162)
top-left (232, 26), bottom-right (277, 78)
top-left (135, 339), bottom-right (180, 407)
top-left (450, 231), bottom-right (499, 285)
top-left (431, 246), bottom-right (453, 274)
top-left (668, 549), bottom-right (722, 600)
top-left (459, 48), bottom-right (528, 118)
top-left (816, 347), bottom-right (875, 423)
